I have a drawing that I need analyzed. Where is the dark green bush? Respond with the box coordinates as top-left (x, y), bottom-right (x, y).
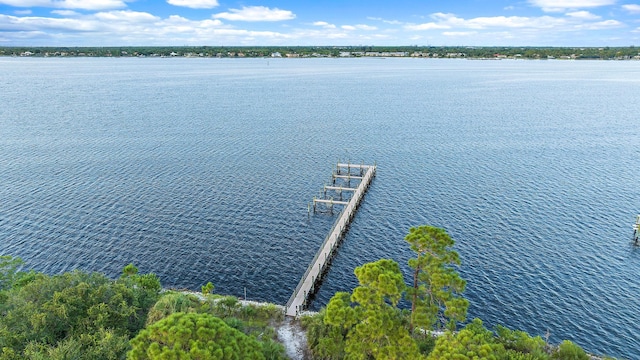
top-left (552, 340), bottom-right (589, 360)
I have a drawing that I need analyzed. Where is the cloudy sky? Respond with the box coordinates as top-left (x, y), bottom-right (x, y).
top-left (1, 0), bottom-right (639, 46)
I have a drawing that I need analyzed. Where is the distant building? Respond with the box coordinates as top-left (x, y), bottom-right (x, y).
top-left (271, 52), bottom-right (282, 58)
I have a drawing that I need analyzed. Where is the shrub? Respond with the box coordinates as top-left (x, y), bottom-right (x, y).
top-left (145, 292), bottom-right (200, 325)
top-left (552, 340), bottom-right (589, 360)
top-left (495, 324), bottom-right (549, 359)
top-left (128, 312), bottom-right (265, 359)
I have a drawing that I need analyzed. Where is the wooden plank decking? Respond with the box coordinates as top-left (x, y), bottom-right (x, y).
top-left (285, 163), bottom-right (376, 317)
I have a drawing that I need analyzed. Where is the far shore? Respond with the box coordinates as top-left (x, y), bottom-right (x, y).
top-left (2, 45), bottom-right (639, 61)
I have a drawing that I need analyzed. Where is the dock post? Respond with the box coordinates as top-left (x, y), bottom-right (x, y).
top-left (634, 215), bottom-right (640, 246)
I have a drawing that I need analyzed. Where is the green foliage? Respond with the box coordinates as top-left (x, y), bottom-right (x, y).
top-left (0, 256), bottom-right (23, 291)
top-left (145, 292), bottom-right (201, 325)
top-left (301, 310), bottom-right (346, 360)
top-left (19, 328), bottom-right (130, 360)
top-left (121, 264), bottom-right (138, 277)
top-left (3, 45), bottom-right (640, 60)
top-left (415, 335), bottom-right (436, 356)
top-left (201, 281), bottom-right (214, 296)
top-left (260, 339), bottom-right (287, 360)
top-left (427, 318), bottom-right (506, 360)
top-left (0, 264), bottom-right (161, 359)
top-left (146, 293), bottom-right (286, 359)
top-left (127, 312), bottom-right (265, 359)
top-left (223, 316), bottom-right (246, 332)
top-left (214, 295), bottom-right (241, 317)
top-left (253, 303), bottom-right (284, 322)
top-left (551, 340), bottom-right (589, 360)
top-left (405, 225), bottom-right (469, 332)
top-left (495, 325), bottom-right (549, 359)
top-left (325, 259), bottom-right (422, 360)
top-left (119, 265), bottom-right (162, 333)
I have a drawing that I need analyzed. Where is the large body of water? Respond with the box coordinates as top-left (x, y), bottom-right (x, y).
top-left (1, 57), bottom-right (639, 357)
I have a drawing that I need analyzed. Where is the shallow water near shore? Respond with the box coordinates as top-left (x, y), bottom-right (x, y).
top-left (1, 57), bottom-right (639, 357)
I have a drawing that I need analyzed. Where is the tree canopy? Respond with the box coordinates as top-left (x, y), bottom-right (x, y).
top-left (405, 225), bottom-right (468, 332)
top-left (428, 318), bottom-right (506, 360)
top-left (128, 312), bottom-right (265, 360)
top-left (324, 259), bottom-right (422, 360)
top-left (0, 260), bottom-right (161, 360)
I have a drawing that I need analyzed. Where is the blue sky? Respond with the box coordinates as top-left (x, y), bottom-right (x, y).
top-left (1, 0), bottom-right (639, 46)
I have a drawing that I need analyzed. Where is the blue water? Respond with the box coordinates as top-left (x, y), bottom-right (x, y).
top-left (1, 58), bottom-right (639, 358)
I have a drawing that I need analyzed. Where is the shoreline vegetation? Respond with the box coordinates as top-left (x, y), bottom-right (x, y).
top-left (2, 45), bottom-right (640, 60)
top-left (1, 226), bottom-right (624, 359)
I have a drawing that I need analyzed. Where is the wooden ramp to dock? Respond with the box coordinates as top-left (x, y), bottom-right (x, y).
top-left (285, 163), bottom-right (376, 317)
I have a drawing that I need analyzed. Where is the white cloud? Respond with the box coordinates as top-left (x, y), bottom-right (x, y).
top-left (0, 14), bottom-right (98, 31)
top-left (93, 10), bottom-right (159, 23)
top-left (528, 0), bottom-right (616, 12)
top-left (566, 10), bottom-right (601, 19)
top-left (574, 19), bottom-right (623, 28)
top-left (166, 0), bottom-right (218, 9)
top-left (622, 4), bottom-right (640, 12)
top-left (213, 6), bottom-right (295, 22)
top-left (425, 13), bottom-right (567, 30)
top-left (0, 11), bottom-right (295, 45)
top-left (368, 17), bottom-right (404, 25)
top-left (402, 11), bottom-right (624, 43)
top-left (404, 22), bottom-right (450, 30)
top-left (51, 10), bottom-right (80, 16)
top-left (0, 1), bottom-right (633, 46)
top-left (443, 31), bottom-right (477, 36)
top-left (0, 0), bottom-right (128, 10)
top-left (59, 0), bottom-right (127, 10)
top-left (313, 21), bottom-right (336, 29)
top-left (0, 0), bottom-right (53, 6)
top-left (15, 9), bottom-right (32, 15)
top-left (504, 6), bottom-right (515, 10)
top-left (341, 24), bottom-right (377, 31)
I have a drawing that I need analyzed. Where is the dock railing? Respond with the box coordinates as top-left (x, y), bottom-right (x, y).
top-left (285, 163), bottom-right (375, 317)
top-left (285, 206), bottom-right (346, 312)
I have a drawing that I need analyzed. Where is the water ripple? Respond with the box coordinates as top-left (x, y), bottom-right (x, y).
top-left (1, 58), bottom-right (639, 358)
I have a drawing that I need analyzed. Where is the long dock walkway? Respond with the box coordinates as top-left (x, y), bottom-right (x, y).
top-left (285, 163), bottom-right (376, 317)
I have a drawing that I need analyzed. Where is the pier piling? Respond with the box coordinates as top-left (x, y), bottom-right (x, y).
top-left (634, 215), bottom-right (640, 246)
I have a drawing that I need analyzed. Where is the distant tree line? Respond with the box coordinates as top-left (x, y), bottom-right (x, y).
top-left (1, 45), bottom-right (639, 59)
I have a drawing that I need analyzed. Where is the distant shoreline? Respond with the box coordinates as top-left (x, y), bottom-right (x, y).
top-left (1, 45), bottom-right (639, 60)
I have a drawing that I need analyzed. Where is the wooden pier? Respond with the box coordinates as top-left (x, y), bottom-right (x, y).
top-left (285, 163), bottom-right (376, 317)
